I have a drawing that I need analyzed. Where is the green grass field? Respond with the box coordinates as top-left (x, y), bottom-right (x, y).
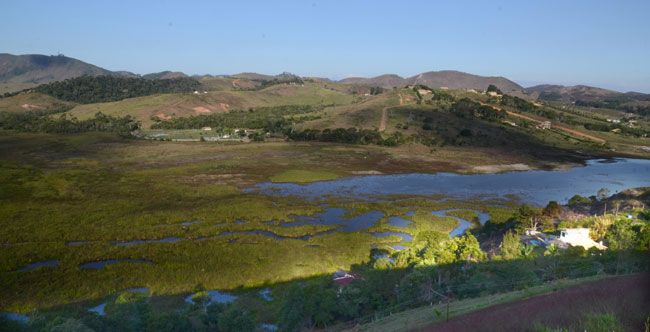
top-left (269, 169), bottom-right (340, 183)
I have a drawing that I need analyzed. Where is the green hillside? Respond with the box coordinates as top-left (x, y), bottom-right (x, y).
top-left (65, 82), bottom-right (356, 127)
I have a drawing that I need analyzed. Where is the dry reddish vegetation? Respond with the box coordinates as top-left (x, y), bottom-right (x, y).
top-left (422, 273), bottom-right (650, 332)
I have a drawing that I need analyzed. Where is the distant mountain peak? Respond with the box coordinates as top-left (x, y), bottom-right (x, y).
top-left (0, 53), bottom-right (131, 85)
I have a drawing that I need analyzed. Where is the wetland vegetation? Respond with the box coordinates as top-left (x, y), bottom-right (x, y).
top-left (0, 130), bottom-right (648, 331)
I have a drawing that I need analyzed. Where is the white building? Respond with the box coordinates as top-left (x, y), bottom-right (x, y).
top-left (556, 228), bottom-right (607, 250)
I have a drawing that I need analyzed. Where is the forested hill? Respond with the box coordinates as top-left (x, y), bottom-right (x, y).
top-left (32, 75), bottom-right (201, 104)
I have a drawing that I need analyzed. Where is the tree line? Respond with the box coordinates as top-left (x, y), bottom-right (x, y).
top-left (0, 110), bottom-right (140, 135)
top-left (452, 98), bottom-right (506, 121)
top-left (31, 75), bottom-right (201, 104)
top-left (287, 127), bottom-right (405, 146)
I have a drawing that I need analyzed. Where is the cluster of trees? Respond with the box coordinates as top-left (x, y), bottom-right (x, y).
top-left (451, 98), bottom-right (506, 122)
top-left (151, 105), bottom-right (321, 133)
top-left (11, 292), bottom-right (256, 332)
top-left (287, 128), bottom-right (405, 146)
top-left (0, 111), bottom-right (139, 135)
top-left (582, 121), bottom-right (648, 137)
top-left (274, 210), bottom-right (649, 330)
top-left (486, 84), bottom-right (503, 95)
top-left (500, 95), bottom-right (584, 125)
top-left (369, 86), bottom-right (384, 95)
top-left (252, 72), bottom-right (304, 90)
top-left (500, 95), bottom-right (537, 113)
top-left (33, 75), bottom-right (201, 103)
top-left (575, 96), bottom-right (650, 117)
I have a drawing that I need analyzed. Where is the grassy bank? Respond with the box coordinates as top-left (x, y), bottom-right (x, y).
top-left (350, 274), bottom-right (619, 332)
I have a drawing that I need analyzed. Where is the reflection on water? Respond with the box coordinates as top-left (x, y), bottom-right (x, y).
top-left (16, 260), bottom-right (59, 272)
top-left (281, 208), bottom-right (384, 231)
top-left (79, 259), bottom-right (153, 269)
top-left (251, 159), bottom-right (650, 205)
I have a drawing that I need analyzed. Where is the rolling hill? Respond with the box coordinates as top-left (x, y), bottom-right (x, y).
top-left (525, 84), bottom-right (650, 102)
top-left (340, 70), bottom-right (523, 92)
top-left (64, 82), bottom-right (356, 127)
top-left (0, 91), bottom-right (75, 113)
top-left (409, 70), bottom-right (523, 92)
top-left (142, 71), bottom-right (188, 80)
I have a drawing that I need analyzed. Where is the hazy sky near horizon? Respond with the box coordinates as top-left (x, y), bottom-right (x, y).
top-left (2, 0), bottom-right (649, 92)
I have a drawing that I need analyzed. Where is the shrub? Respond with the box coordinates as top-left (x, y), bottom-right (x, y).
top-left (581, 313), bottom-right (623, 332)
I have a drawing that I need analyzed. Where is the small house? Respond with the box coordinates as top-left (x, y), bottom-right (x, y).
top-left (556, 228), bottom-right (607, 250)
top-left (537, 121), bottom-right (552, 130)
top-left (333, 270), bottom-right (356, 286)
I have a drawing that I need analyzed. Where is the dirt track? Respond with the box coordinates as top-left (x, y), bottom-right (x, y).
top-left (421, 273), bottom-right (650, 332)
top-left (505, 110), bottom-right (606, 143)
top-left (379, 94), bottom-right (404, 132)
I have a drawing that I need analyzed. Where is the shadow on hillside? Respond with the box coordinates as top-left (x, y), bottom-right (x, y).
top-left (2, 245), bottom-right (648, 332)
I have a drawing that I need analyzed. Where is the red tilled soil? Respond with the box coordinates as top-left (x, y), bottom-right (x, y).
top-left (421, 273), bottom-right (650, 332)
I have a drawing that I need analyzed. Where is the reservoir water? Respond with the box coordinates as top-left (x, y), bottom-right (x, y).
top-left (251, 159), bottom-right (650, 205)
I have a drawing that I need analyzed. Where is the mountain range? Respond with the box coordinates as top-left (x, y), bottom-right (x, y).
top-left (1, 53), bottom-right (648, 103)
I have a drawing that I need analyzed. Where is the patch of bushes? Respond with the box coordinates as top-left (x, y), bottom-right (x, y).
top-left (452, 98), bottom-right (506, 121)
top-left (0, 111), bottom-right (139, 135)
top-left (151, 105), bottom-right (321, 133)
top-left (288, 127), bottom-right (405, 146)
top-left (33, 75), bottom-right (201, 103)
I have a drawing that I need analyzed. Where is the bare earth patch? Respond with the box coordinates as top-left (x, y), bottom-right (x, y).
top-left (472, 163), bottom-right (531, 173)
top-left (21, 103), bottom-right (45, 110)
top-left (193, 106), bottom-right (212, 114)
top-left (351, 170), bottom-right (383, 175)
top-left (154, 112), bottom-right (172, 121)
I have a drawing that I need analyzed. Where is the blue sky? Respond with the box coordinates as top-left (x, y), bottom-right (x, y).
top-left (2, 0), bottom-right (649, 92)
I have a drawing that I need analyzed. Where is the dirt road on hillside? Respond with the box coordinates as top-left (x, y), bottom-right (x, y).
top-left (480, 100), bottom-right (605, 144)
top-left (379, 94), bottom-right (404, 132)
top-left (504, 110), bottom-right (606, 143)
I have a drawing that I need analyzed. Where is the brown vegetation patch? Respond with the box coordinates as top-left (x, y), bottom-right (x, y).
top-left (177, 173), bottom-right (253, 186)
top-left (472, 163), bottom-right (531, 173)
